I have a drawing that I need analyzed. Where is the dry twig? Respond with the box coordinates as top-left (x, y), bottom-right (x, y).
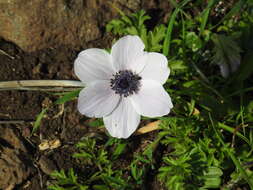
top-left (0, 80), bottom-right (84, 91)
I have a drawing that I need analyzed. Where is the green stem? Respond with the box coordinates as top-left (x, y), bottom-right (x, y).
top-left (209, 114), bottom-right (253, 189)
top-left (226, 87), bottom-right (253, 98)
top-left (218, 122), bottom-right (251, 147)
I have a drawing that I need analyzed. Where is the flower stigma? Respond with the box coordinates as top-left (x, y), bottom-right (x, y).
top-left (110, 70), bottom-right (141, 97)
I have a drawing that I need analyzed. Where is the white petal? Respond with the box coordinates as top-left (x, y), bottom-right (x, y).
top-left (74, 48), bottom-right (114, 84)
top-left (139, 52), bottom-right (170, 84)
top-left (111, 35), bottom-right (145, 71)
top-left (130, 80), bottom-right (173, 117)
top-left (77, 81), bottom-right (120, 118)
top-left (103, 98), bottom-right (140, 139)
top-left (128, 52), bottom-right (148, 73)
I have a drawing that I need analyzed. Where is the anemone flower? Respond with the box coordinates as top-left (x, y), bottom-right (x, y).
top-left (74, 35), bottom-right (173, 138)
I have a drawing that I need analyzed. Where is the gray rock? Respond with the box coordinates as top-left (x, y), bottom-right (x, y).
top-left (0, 126), bottom-right (34, 189)
top-left (0, 0), bottom-right (141, 52)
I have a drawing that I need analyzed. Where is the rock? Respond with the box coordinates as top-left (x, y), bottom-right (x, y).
top-left (0, 148), bottom-right (33, 189)
top-left (0, 126), bottom-right (34, 189)
top-left (0, 125), bottom-right (27, 152)
top-left (0, 0), bottom-right (141, 52)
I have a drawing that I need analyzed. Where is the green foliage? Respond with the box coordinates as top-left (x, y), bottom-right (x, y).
top-left (146, 24), bottom-right (166, 52)
top-left (157, 117), bottom-right (224, 189)
top-left (54, 90), bottom-right (81, 105)
top-left (49, 137), bottom-right (133, 190)
top-left (199, 0), bottom-right (216, 34)
top-left (106, 9), bottom-right (166, 52)
top-left (88, 119), bottom-right (104, 127)
top-left (106, 9), bottom-right (150, 37)
top-left (32, 89), bottom-right (81, 135)
top-left (235, 51), bottom-right (253, 82)
top-left (130, 142), bottom-right (155, 185)
top-left (104, 2), bottom-right (253, 188)
top-left (106, 9), bottom-right (149, 40)
top-left (185, 31), bottom-right (202, 52)
top-left (73, 137), bottom-right (109, 168)
top-left (48, 169), bottom-right (88, 190)
top-left (111, 141), bottom-right (127, 160)
top-left (32, 107), bottom-right (48, 135)
top-left (49, 1), bottom-right (253, 190)
top-left (211, 34), bottom-right (241, 78)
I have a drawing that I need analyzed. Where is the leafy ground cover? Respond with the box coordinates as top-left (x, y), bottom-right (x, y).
top-left (47, 0), bottom-right (253, 189)
top-left (1, 0), bottom-right (253, 189)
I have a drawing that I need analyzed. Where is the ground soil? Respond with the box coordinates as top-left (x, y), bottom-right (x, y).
top-left (0, 2), bottom-right (169, 190)
top-left (0, 38), bottom-right (93, 190)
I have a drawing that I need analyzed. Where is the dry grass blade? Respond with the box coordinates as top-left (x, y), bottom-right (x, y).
top-left (0, 49), bottom-right (15, 59)
top-left (0, 80), bottom-right (84, 91)
top-left (134, 121), bottom-right (161, 135)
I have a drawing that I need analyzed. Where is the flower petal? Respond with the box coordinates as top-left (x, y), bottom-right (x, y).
top-left (77, 81), bottom-right (120, 118)
top-left (139, 52), bottom-right (170, 84)
top-left (74, 48), bottom-right (114, 84)
top-left (111, 35), bottom-right (145, 71)
top-left (103, 98), bottom-right (140, 138)
top-left (128, 52), bottom-right (148, 73)
top-left (130, 80), bottom-right (173, 117)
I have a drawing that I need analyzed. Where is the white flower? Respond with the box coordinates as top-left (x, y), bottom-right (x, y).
top-left (74, 35), bottom-right (173, 138)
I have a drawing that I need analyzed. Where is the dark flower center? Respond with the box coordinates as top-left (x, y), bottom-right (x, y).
top-left (110, 70), bottom-right (141, 97)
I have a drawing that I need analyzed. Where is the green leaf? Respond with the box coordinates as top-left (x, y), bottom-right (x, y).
top-left (185, 32), bottom-right (202, 52)
top-left (93, 185), bottom-right (110, 190)
top-left (163, 8), bottom-right (180, 56)
top-left (105, 9), bottom-right (150, 41)
top-left (79, 185), bottom-right (89, 190)
top-left (88, 119), bottom-right (104, 127)
top-left (73, 152), bottom-right (93, 159)
top-left (204, 166), bottom-right (223, 177)
top-left (48, 185), bottom-right (66, 190)
top-left (236, 50), bottom-right (253, 82)
top-left (200, 0), bottom-right (217, 34)
top-left (32, 108), bottom-right (48, 135)
top-left (163, 0), bottom-right (191, 56)
top-left (50, 169), bottom-right (66, 179)
top-left (147, 24), bottom-right (166, 52)
top-left (112, 142), bottom-right (127, 159)
top-left (68, 168), bottom-right (78, 183)
top-left (203, 178), bottom-right (221, 189)
top-left (209, 114), bottom-right (253, 189)
top-left (211, 34), bottom-right (241, 78)
top-left (55, 90), bottom-right (81, 105)
top-left (217, 122), bottom-right (251, 147)
top-left (130, 163), bottom-right (140, 181)
top-left (125, 26), bottom-right (138, 35)
top-left (170, 60), bottom-right (188, 71)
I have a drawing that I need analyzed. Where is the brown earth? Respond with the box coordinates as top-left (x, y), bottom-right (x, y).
top-left (0, 0), bottom-right (170, 52)
top-left (0, 1), bottom-right (170, 189)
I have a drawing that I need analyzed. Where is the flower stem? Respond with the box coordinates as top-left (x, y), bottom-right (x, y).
top-left (209, 113), bottom-right (253, 189)
top-left (0, 80), bottom-right (85, 91)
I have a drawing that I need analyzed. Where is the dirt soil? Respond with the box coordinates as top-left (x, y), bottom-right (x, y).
top-left (0, 2), bottom-right (169, 190)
